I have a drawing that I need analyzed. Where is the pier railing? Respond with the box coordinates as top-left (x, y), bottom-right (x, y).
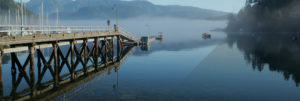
top-left (0, 25), bottom-right (114, 36)
top-left (118, 27), bottom-right (139, 42)
top-left (0, 25), bottom-right (140, 44)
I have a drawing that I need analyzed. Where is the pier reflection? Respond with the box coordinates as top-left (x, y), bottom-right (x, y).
top-left (0, 42), bottom-right (136, 101)
top-left (226, 33), bottom-right (300, 86)
top-left (141, 44), bottom-right (151, 51)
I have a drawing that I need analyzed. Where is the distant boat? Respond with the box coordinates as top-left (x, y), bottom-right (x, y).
top-left (202, 33), bottom-right (211, 39)
top-left (0, 26), bottom-right (11, 36)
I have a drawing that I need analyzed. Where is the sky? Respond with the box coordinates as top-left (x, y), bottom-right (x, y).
top-left (19, 0), bottom-right (245, 13)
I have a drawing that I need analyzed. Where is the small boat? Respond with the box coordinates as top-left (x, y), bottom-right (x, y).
top-left (202, 33), bottom-right (211, 39)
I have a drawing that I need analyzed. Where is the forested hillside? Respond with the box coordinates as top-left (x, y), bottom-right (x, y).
top-left (26, 0), bottom-right (228, 20)
top-left (227, 0), bottom-right (300, 32)
top-left (0, 0), bottom-right (19, 14)
top-left (0, 0), bottom-right (35, 24)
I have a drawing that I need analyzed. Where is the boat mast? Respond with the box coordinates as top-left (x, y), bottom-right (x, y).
top-left (56, 8), bottom-right (59, 26)
top-left (20, 0), bottom-right (24, 36)
top-left (8, 9), bottom-right (11, 25)
top-left (41, 2), bottom-right (44, 32)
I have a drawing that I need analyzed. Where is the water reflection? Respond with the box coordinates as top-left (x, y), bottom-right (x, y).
top-left (0, 44), bottom-right (135, 101)
top-left (226, 33), bottom-right (300, 86)
top-left (134, 37), bottom-right (224, 56)
top-left (140, 44), bottom-right (151, 51)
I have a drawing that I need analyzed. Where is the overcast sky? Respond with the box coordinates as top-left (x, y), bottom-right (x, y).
top-left (20, 0), bottom-right (245, 13)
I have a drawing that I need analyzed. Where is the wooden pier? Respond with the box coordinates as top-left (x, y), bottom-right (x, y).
top-left (0, 25), bottom-right (138, 49)
top-left (0, 25), bottom-right (139, 100)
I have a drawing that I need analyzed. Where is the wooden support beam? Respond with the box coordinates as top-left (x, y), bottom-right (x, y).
top-left (70, 41), bottom-right (75, 81)
top-left (57, 46), bottom-right (72, 80)
top-left (94, 38), bottom-right (99, 71)
top-left (37, 49), bottom-right (42, 83)
top-left (110, 37), bottom-right (114, 62)
top-left (104, 38), bottom-right (108, 65)
top-left (100, 40), bottom-right (106, 64)
top-left (0, 51), bottom-right (3, 99)
top-left (10, 52), bottom-right (17, 99)
top-left (29, 46), bottom-right (35, 73)
top-left (117, 36), bottom-right (121, 61)
top-left (0, 44), bottom-right (135, 101)
top-left (73, 43), bottom-right (84, 71)
top-left (29, 45), bottom-right (36, 97)
top-left (83, 39), bottom-right (88, 75)
top-left (36, 49), bottom-right (43, 92)
top-left (53, 43), bottom-right (59, 87)
top-left (36, 49), bottom-right (55, 85)
top-left (0, 29), bottom-right (138, 99)
top-left (10, 46), bottom-right (17, 75)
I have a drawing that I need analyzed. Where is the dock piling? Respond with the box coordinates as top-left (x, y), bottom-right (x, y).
top-left (53, 43), bottom-right (59, 87)
top-left (0, 51), bottom-right (2, 99)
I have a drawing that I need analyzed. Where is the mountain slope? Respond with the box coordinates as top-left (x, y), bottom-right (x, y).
top-left (26, 0), bottom-right (228, 20)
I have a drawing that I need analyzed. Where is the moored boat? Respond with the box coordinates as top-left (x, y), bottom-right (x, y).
top-left (202, 33), bottom-right (211, 39)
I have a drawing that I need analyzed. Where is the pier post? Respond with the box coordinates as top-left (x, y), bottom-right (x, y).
top-left (104, 37), bottom-right (108, 65)
top-left (53, 43), bottom-right (59, 87)
top-left (10, 50), bottom-right (17, 98)
top-left (111, 37), bottom-right (114, 62)
top-left (0, 51), bottom-right (2, 70)
top-left (94, 38), bottom-right (99, 70)
top-left (0, 51), bottom-right (3, 99)
top-left (83, 39), bottom-right (88, 75)
top-left (117, 36), bottom-right (121, 61)
top-left (29, 45), bottom-right (36, 97)
top-left (70, 41), bottom-right (75, 80)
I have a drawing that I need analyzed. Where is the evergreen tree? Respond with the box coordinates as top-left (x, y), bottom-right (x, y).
top-left (227, 0), bottom-right (300, 32)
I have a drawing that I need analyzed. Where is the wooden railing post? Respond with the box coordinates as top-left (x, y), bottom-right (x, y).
top-left (82, 26), bottom-right (84, 33)
top-left (90, 25), bottom-right (92, 32)
top-left (31, 26), bottom-right (34, 35)
top-left (48, 26), bottom-right (50, 34)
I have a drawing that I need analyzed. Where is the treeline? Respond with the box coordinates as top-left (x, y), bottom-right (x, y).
top-left (247, 0), bottom-right (296, 8)
top-left (0, 0), bottom-right (18, 14)
top-left (226, 0), bottom-right (300, 32)
top-left (0, 0), bottom-right (36, 25)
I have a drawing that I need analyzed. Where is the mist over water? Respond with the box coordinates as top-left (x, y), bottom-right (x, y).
top-left (60, 17), bottom-right (227, 43)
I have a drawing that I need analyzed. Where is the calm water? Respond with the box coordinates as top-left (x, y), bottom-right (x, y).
top-left (2, 18), bottom-right (300, 101)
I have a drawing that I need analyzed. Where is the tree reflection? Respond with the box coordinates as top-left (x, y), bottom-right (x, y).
top-left (226, 33), bottom-right (300, 86)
